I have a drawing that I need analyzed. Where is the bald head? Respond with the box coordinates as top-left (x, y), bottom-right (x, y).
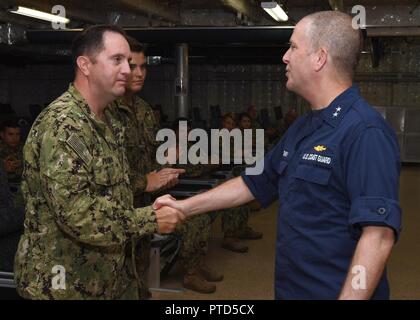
top-left (302, 11), bottom-right (363, 80)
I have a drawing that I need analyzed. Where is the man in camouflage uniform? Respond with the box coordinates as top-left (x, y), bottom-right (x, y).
top-left (113, 39), bottom-right (222, 294)
top-left (14, 26), bottom-right (184, 300)
top-left (0, 118), bottom-right (23, 186)
top-left (109, 38), bottom-right (184, 298)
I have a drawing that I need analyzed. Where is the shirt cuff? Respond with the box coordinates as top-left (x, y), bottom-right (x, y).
top-left (241, 173), bottom-right (277, 208)
top-left (134, 175), bottom-right (148, 194)
top-left (130, 206), bottom-right (158, 238)
top-left (349, 196), bottom-right (402, 241)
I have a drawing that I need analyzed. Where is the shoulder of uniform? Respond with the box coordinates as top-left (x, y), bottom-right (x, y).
top-left (44, 109), bottom-right (93, 166)
top-left (135, 96), bottom-right (152, 111)
top-left (347, 98), bottom-right (389, 130)
top-left (35, 93), bottom-right (90, 141)
top-left (339, 98), bottom-right (397, 151)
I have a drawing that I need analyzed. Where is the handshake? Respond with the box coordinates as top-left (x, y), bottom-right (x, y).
top-left (152, 194), bottom-right (188, 234)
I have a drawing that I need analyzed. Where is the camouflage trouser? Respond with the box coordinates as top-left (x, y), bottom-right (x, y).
top-left (219, 165), bottom-right (251, 236)
top-left (119, 276), bottom-right (141, 300)
top-left (175, 214), bottom-right (211, 270)
top-left (221, 205), bottom-right (250, 236)
top-left (124, 236), bottom-right (151, 300)
top-left (129, 193), bottom-right (153, 299)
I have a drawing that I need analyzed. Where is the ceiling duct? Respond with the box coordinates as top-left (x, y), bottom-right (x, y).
top-left (220, 0), bottom-right (264, 23)
top-left (117, 0), bottom-right (180, 23)
top-left (27, 26), bottom-right (294, 45)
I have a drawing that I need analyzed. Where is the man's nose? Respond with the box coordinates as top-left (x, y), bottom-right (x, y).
top-left (121, 60), bottom-right (131, 75)
top-left (135, 66), bottom-right (144, 78)
top-left (282, 48), bottom-right (290, 64)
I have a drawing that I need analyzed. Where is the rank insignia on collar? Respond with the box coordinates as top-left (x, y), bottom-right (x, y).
top-left (333, 106), bottom-right (342, 118)
top-left (314, 145), bottom-right (327, 152)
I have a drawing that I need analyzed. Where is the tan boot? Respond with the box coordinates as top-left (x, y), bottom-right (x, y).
top-left (222, 237), bottom-right (249, 253)
top-left (199, 263), bottom-right (224, 282)
top-left (183, 271), bottom-right (216, 294)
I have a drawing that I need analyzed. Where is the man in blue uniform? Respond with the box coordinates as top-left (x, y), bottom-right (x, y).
top-left (154, 11), bottom-right (401, 299)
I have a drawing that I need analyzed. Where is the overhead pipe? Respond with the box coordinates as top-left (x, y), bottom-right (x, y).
top-left (0, 23), bottom-right (26, 45)
top-left (220, 0), bottom-right (263, 23)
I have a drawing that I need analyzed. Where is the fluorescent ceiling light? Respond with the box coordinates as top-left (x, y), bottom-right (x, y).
top-left (261, 1), bottom-right (288, 22)
top-left (9, 6), bottom-right (70, 24)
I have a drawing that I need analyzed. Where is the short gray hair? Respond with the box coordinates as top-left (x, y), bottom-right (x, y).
top-left (304, 11), bottom-right (363, 80)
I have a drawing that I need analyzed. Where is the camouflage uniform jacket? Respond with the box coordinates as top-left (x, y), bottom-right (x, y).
top-left (111, 96), bottom-right (159, 195)
top-left (14, 84), bottom-right (158, 300)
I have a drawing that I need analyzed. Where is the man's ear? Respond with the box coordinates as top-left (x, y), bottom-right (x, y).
top-left (314, 47), bottom-right (328, 72)
top-left (0, 132), bottom-right (4, 140)
top-left (76, 56), bottom-right (91, 76)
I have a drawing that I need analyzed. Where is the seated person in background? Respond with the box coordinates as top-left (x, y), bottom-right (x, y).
top-left (0, 118), bottom-right (23, 186)
top-left (247, 105), bottom-right (263, 129)
top-left (237, 112), bottom-right (255, 148)
top-left (269, 108), bottom-right (298, 147)
top-left (219, 113), bottom-right (262, 253)
top-left (0, 161), bottom-right (24, 272)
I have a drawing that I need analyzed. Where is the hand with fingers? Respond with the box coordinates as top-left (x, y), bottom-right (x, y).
top-left (153, 194), bottom-right (184, 213)
top-left (145, 168), bottom-right (185, 192)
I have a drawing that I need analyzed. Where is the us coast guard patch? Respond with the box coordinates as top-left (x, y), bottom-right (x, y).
top-left (302, 152), bottom-right (332, 165)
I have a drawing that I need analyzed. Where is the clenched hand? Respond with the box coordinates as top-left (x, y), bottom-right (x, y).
top-left (154, 203), bottom-right (186, 234)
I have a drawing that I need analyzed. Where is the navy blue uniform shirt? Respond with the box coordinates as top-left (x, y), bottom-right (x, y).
top-left (242, 86), bottom-right (401, 300)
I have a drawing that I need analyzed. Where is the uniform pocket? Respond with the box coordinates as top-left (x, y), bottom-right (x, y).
top-left (292, 164), bottom-right (331, 185)
top-left (93, 156), bottom-right (124, 186)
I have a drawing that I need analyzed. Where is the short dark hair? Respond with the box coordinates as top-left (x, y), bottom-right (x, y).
top-left (126, 36), bottom-right (145, 54)
top-left (0, 117), bottom-right (20, 132)
top-left (238, 112), bottom-right (251, 122)
top-left (71, 25), bottom-right (128, 69)
top-left (222, 112), bottom-right (236, 123)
